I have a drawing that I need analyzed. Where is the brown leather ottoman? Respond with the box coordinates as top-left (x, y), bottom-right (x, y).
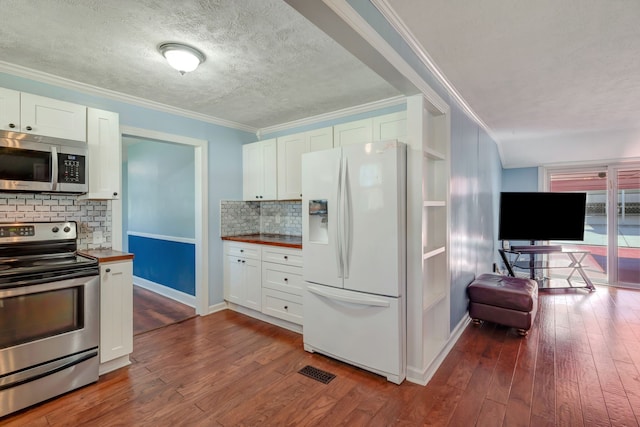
top-left (467, 273), bottom-right (538, 336)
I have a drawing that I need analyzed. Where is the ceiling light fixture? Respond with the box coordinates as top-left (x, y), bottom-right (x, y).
top-left (158, 42), bottom-right (205, 75)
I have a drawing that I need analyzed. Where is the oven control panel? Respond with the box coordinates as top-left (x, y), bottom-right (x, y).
top-left (0, 222), bottom-right (77, 242)
top-left (0, 225), bottom-right (35, 237)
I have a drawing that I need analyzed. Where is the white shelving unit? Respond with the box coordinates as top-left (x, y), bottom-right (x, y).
top-left (406, 94), bottom-right (451, 385)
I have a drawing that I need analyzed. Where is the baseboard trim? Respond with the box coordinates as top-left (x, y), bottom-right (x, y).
top-left (133, 276), bottom-right (196, 308)
top-left (406, 314), bottom-right (471, 385)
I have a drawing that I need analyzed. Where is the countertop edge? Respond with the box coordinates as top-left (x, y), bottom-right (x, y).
top-left (79, 249), bottom-right (134, 263)
top-left (221, 235), bottom-right (302, 249)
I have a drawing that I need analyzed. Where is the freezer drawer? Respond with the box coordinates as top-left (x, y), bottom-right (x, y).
top-left (303, 283), bottom-right (405, 384)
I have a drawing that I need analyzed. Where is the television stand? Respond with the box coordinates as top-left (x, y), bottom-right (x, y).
top-left (499, 246), bottom-right (595, 292)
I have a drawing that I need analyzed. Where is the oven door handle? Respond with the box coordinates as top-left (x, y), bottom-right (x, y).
top-left (0, 272), bottom-right (99, 296)
top-left (51, 145), bottom-right (58, 191)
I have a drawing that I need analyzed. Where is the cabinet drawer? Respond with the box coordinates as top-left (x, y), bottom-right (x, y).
top-left (262, 289), bottom-right (303, 325)
top-left (261, 247), bottom-right (302, 267)
top-left (262, 262), bottom-right (303, 296)
top-left (224, 242), bottom-right (261, 260)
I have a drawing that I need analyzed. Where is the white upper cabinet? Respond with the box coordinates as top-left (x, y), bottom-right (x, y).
top-left (21, 93), bottom-right (87, 142)
top-left (82, 108), bottom-right (121, 200)
top-left (0, 88), bottom-right (20, 132)
top-left (334, 111), bottom-right (407, 146)
top-left (277, 126), bottom-right (332, 200)
top-left (243, 138), bottom-right (277, 201)
top-left (0, 88), bottom-right (87, 142)
top-left (373, 111), bottom-right (407, 142)
top-left (334, 117), bottom-right (373, 147)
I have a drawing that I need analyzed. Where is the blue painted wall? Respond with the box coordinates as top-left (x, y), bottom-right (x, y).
top-left (127, 139), bottom-right (195, 238)
top-left (503, 167), bottom-right (539, 191)
top-left (347, 0), bottom-right (504, 331)
top-left (0, 72), bottom-right (255, 306)
top-left (129, 235), bottom-right (195, 296)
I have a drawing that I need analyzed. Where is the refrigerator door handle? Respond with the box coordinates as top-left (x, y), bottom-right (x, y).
top-left (336, 154), bottom-right (344, 278)
top-left (307, 285), bottom-right (391, 307)
top-left (343, 158), bottom-right (352, 279)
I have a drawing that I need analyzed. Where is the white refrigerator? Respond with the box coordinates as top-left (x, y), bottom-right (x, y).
top-left (302, 140), bottom-right (406, 384)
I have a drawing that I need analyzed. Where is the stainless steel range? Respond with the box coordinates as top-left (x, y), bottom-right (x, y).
top-left (0, 221), bottom-right (100, 418)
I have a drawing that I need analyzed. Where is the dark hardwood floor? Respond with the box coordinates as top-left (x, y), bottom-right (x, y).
top-left (2, 285), bottom-right (640, 426)
top-left (133, 285), bottom-right (196, 335)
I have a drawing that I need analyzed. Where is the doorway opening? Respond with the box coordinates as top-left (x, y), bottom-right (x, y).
top-left (116, 126), bottom-right (209, 334)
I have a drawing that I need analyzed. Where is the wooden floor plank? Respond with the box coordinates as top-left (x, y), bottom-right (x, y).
top-left (2, 285), bottom-right (640, 426)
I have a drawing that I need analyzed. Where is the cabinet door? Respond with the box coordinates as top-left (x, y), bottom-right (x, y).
top-left (261, 139), bottom-right (278, 200)
top-left (373, 111), bottom-right (407, 142)
top-left (307, 127), bottom-right (333, 152)
top-left (242, 139), bottom-right (277, 201)
top-left (20, 93), bottom-right (87, 142)
top-left (224, 255), bottom-right (245, 304)
top-left (334, 118), bottom-right (373, 147)
top-left (244, 258), bottom-right (262, 311)
top-left (0, 87), bottom-right (20, 132)
top-left (85, 108), bottom-right (120, 199)
top-left (100, 261), bottom-right (133, 363)
top-left (277, 132), bottom-right (306, 200)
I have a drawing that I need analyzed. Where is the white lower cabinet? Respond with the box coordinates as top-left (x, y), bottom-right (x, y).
top-left (99, 259), bottom-right (133, 374)
top-left (223, 242), bottom-right (262, 311)
top-left (262, 257), bottom-right (303, 325)
top-left (223, 241), bottom-right (303, 326)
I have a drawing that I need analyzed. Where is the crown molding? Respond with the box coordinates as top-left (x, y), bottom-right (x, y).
top-left (258, 95), bottom-right (406, 136)
top-left (0, 61), bottom-right (257, 134)
top-left (368, 0), bottom-right (503, 157)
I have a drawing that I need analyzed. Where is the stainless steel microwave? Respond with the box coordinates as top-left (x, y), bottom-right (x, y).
top-left (0, 130), bottom-right (88, 193)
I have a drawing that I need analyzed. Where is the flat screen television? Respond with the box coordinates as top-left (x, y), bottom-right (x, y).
top-left (498, 192), bottom-right (587, 242)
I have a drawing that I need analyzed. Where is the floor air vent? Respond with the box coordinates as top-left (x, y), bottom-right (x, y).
top-left (298, 365), bottom-right (336, 384)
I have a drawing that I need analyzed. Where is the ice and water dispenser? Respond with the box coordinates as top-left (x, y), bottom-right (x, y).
top-left (308, 200), bottom-right (328, 244)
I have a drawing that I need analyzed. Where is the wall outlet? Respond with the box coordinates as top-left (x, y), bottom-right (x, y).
top-left (92, 230), bottom-right (103, 244)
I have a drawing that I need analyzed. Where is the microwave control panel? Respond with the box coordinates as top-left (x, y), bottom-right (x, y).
top-left (58, 154), bottom-right (86, 183)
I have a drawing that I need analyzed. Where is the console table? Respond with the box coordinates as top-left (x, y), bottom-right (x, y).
top-left (498, 246), bottom-right (596, 292)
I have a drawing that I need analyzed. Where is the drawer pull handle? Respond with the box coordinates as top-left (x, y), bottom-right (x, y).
top-left (284, 256), bottom-right (288, 260)
top-left (240, 249), bottom-right (244, 253)
top-left (284, 277), bottom-right (288, 282)
top-left (237, 259), bottom-right (241, 263)
top-left (105, 268), bottom-right (111, 273)
top-left (284, 305), bottom-right (288, 310)
top-left (242, 260), bottom-right (246, 263)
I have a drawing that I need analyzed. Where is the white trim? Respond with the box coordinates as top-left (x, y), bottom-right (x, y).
top-left (368, 1), bottom-right (499, 150)
top-left (406, 315), bottom-right (471, 386)
top-left (259, 95), bottom-right (406, 136)
top-left (127, 230), bottom-right (196, 245)
top-left (120, 125), bottom-right (209, 316)
top-left (207, 301), bottom-right (228, 315)
top-left (323, 0), bottom-right (449, 116)
top-left (133, 276), bottom-right (196, 307)
top-left (0, 61), bottom-right (256, 133)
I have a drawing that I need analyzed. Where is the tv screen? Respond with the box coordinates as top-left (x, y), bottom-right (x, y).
top-left (498, 192), bottom-right (587, 241)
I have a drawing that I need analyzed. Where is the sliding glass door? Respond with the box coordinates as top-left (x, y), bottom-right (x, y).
top-left (614, 168), bottom-right (640, 286)
top-left (546, 165), bottom-right (640, 287)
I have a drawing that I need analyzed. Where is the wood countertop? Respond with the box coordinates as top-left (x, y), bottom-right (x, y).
top-left (79, 249), bottom-right (134, 263)
top-left (221, 234), bottom-right (302, 249)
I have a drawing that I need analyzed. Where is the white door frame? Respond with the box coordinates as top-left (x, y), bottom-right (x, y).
top-left (117, 126), bottom-right (209, 315)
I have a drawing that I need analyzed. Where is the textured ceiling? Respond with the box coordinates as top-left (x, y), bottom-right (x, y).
top-left (386, 0), bottom-right (640, 146)
top-left (3, 0), bottom-right (638, 163)
top-left (0, 0), bottom-right (401, 130)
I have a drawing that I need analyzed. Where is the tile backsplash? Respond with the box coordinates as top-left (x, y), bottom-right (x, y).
top-left (220, 200), bottom-right (302, 236)
top-left (0, 193), bottom-right (111, 250)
